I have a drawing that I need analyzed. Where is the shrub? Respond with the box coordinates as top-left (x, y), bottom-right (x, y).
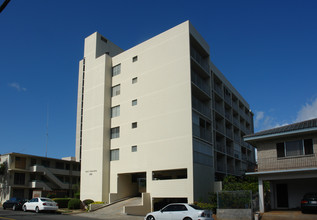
top-left (83, 199), bottom-right (94, 206)
top-left (53, 198), bottom-right (71, 208)
top-left (194, 202), bottom-right (217, 214)
top-left (74, 192), bottom-right (80, 199)
top-left (68, 198), bottom-right (81, 209)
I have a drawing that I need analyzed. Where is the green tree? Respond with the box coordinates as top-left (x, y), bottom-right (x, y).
top-left (222, 175), bottom-right (269, 194)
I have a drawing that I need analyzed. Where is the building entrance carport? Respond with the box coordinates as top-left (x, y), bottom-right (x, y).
top-left (250, 168), bottom-right (317, 212)
top-left (110, 172), bottom-right (146, 203)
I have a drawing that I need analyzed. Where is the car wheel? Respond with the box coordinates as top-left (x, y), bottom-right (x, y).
top-left (22, 205), bottom-right (26, 212)
top-left (146, 215), bottom-right (155, 220)
top-left (12, 205), bottom-right (16, 211)
top-left (183, 218), bottom-right (192, 220)
top-left (35, 206), bottom-right (40, 213)
top-left (3, 206), bottom-right (6, 210)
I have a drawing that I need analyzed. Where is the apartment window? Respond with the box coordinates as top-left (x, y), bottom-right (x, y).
top-left (111, 84), bottom-right (121, 97)
top-left (132, 56), bottom-right (138, 62)
top-left (131, 145), bottom-right (137, 152)
top-left (30, 158), bottom-right (37, 166)
top-left (110, 149), bottom-right (119, 161)
top-left (41, 160), bottom-right (50, 168)
top-left (111, 105), bottom-right (120, 118)
top-left (132, 77), bottom-right (138, 84)
top-left (132, 99), bottom-right (137, 106)
top-left (15, 157), bottom-right (26, 169)
top-left (276, 139), bottom-right (314, 158)
top-left (55, 162), bottom-right (64, 169)
top-left (112, 64), bottom-right (121, 76)
top-left (111, 127), bottom-right (120, 139)
top-left (14, 173), bottom-right (25, 185)
top-left (132, 122), bottom-right (137, 129)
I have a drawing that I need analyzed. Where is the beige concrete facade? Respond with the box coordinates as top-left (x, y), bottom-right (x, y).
top-left (76, 21), bottom-right (255, 210)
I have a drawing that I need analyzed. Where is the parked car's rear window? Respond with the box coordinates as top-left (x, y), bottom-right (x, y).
top-left (41, 198), bottom-right (53, 202)
top-left (189, 205), bottom-right (204, 210)
top-left (304, 193), bottom-right (317, 199)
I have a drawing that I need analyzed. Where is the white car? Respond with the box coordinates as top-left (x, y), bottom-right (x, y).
top-left (22, 197), bottom-right (58, 213)
top-left (144, 203), bottom-right (213, 220)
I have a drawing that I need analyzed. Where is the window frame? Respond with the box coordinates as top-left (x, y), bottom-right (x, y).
top-left (111, 105), bottom-right (120, 118)
top-left (111, 84), bottom-right (121, 97)
top-left (110, 127), bottom-right (120, 139)
top-left (110, 149), bottom-right (119, 161)
top-left (112, 64), bottom-right (121, 77)
top-left (276, 138), bottom-right (314, 158)
top-left (132, 99), bottom-right (137, 106)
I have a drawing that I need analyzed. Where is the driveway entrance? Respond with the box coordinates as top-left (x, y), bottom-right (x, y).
top-left (261, 210), bottom-right (317, 220)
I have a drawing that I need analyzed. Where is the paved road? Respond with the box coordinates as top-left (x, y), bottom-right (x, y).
top-left (0, 209), bottom-right (98, 220)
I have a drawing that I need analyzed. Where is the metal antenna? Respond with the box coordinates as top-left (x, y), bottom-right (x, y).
top-left (45, 104), bottom-right (49, 157)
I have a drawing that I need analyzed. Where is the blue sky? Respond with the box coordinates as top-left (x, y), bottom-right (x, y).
top-left (1, 0), bottom-right (316, 159)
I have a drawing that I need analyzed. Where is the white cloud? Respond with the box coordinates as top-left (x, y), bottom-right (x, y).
top-left (254, 111), bottom-right (288, 132)
top-left (295, 97), bottom-right (317, 122)
top-left (8, 82), bottom-right (27, 92)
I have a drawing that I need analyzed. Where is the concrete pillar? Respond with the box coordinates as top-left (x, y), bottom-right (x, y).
top-left (258, 178), bottom-right (264, 213)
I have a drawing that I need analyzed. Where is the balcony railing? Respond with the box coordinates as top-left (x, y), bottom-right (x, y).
top-left (216, 143), bottom-right (226, 153)
top-left (192, 124), bottom-right (212, 143)
top-left (257, 154), bottom-right (317, 172)
top-left (192, 96), bottom-right (211, 118)
top-left (191, 71), bottom-right (210, 95)
top-left (191, 47), bottom-right (209, 73)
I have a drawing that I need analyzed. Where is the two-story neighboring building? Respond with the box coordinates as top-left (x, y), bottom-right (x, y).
top-left (245, 118), bottom-right (317, 213)
top-left (0, 153), bottom-right (80, 203)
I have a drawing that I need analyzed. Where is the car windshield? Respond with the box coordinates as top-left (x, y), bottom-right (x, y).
top-left (189, 204), bottom-right (204, 210)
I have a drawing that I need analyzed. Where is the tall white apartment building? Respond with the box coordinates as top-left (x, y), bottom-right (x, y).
top-left (75, 21), bottom-right (255, 211)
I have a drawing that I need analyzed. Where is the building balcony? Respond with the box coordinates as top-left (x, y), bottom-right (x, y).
top-left (216, 163), bottom-right (226, 173)
top-left (257, 154), bottom-right (317, 172)
top-left (215, 103), bottom-right (224, 115)
top-left (224, 95), bottom-right (231, 105)
top-left (191, 71), bottom-right (210, 95)
top-left (216, 143), bottom-right (226, 154)
top-left (192, 124), bottom-right (212, 143)
top-left (214, 84), bottom-right (223, 96)
top-left (192, 97), bottom-right (211, 118)
top-left (190, 47), bottom-right (209, 74)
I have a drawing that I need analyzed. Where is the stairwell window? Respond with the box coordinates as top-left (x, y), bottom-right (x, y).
top-left (111, 84), bottom-right (121, 97)
top-left (111, 127), bottom-right (120, 139)
top-left (110, 149), bottom-right (119, 161)
top-left (132, 99), bottom-right (137, 106)
top-left (112, 64), bottom-right (121, 76)
top-left (132, 56), bottom-right (138, 62)
top-left (111, 105), bottom-right (120, 118)
top-left (132, 122), bottom-right (137, 129)
top-left (131, 145), bottom-right (137, 152)
top-left (132, 77), bottom-right (138, 84)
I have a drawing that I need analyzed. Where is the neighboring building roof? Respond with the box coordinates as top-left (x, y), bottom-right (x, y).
top-left (0, 152), bottom-right (79, 163)
top-left (244, 118), bottom-right (317, 143)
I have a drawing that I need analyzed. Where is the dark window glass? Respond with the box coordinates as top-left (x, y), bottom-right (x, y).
top-left (304, 139), bottom-right (314, 155)
top-left (14, 173), bottom-right (25, 185)
top-left (276, 143), bottom-right (285, 158)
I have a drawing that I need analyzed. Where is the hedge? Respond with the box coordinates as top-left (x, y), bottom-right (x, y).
top-left (53, 198), bottom-right (71, 208)
top-left (68, 198), bottom-right (81, 209)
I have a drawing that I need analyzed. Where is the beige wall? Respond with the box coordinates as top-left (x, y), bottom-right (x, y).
top-left (109, 21), bottom-right (194, 202)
